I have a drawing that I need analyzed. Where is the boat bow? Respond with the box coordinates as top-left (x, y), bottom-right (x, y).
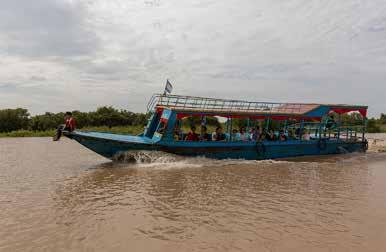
top-left (65, 131), bottom-right (156, 158)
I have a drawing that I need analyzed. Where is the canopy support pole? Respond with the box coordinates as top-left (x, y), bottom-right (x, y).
top-left (300, 119), bottom-right (304, 140)
top-left (229, 118), bottom-right (233, 142)
top-left (226, 117), bottom-right (231, 142)
top-left (337, 114), bottom-right (341, 140)
top-left (265, 118), bottom-right (271, 132)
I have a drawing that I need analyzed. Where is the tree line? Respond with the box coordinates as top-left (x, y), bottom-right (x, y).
top-left (0, 107), bottom-right (149, 133)
top-left (0, 107), bottom-right (385, 133)
top-left (367, 113), bottom-right (386, 133)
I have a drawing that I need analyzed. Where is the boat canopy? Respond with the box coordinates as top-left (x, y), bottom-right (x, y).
top-left (147, 94), bottom-right (368, 120)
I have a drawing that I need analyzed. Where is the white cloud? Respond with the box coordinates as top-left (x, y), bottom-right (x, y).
top-left (0, 0), bottom-right (385, 116)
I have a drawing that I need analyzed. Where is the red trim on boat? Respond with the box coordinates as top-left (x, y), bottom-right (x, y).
top-left (330, 108), bottom-right (367, 117)
top-left (176, 113), bottom-right (321, 121)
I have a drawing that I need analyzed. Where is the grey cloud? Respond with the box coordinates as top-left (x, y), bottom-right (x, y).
top-left (0, 0), bottom-right (99, 58)
top-left (0, 0), bottom-right (385, 117)
top-left (29, 76), bottom-right (47, 82)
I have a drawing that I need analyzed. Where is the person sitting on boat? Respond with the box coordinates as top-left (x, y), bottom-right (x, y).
top-left (250, 126), bottom-right (261, 141)
top-left (279, 130), bottom-right (287, 141)
top-left (288, 129), bottom-right (295, 140)
top-left (53, 112), bottom-right (76, 141)
top-left (174, 128), bottom-right (181, 140)
top-left (302, 129), bottom-right (311, 141)
top-left (200, 125), bottom-right (212, 141)
top-left (212, 126), bottom-right (227, 141)
top-left (237, 126), bottom-right (249, 141)
top-left (231, 129), bottom-right (239, 141)
top-left (185, 126), bottom-right (199, 141)
top-left (265, 129), bottom-right (276, 141)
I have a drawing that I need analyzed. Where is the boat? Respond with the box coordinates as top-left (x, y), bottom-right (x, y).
top-left (64, 94), bottom-right (368, 160)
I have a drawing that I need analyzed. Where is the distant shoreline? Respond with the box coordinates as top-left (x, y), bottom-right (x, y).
top-left (0, 126), bottom-right (144, 138)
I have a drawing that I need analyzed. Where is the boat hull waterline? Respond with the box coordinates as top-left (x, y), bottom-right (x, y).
top-left (66, 131), bottom-right (366, 160)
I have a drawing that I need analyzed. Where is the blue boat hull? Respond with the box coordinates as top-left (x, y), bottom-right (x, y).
top-left (66, 131), bottom-right (366, 160)
top-left (159, 140), bottom-right (365, 160)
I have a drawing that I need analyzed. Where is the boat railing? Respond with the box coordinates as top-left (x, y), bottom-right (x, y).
top-left (286, 122), bottom-right (366, 141)
top-left (147, 94), bottom-right (316, 115)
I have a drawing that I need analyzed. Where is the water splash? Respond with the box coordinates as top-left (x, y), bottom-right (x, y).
top-left (114, 151), bottom-right (187, 163)
top-left (111, 150), bottom-right (322, 169)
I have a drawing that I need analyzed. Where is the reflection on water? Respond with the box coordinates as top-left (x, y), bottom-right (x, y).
top-left (1, 137), bottom-right (386, 251)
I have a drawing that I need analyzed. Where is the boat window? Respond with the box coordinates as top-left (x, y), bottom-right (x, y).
top-left (172, 114), bottom-right (365, 143)
top-left (174, 116), bottom-right (221, 141)
top-left (175, 115), bottom-right (235, 142)
top-left (152, 120), bottom-right (168, 140)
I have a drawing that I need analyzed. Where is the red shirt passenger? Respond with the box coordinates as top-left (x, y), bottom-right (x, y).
top-left (185, 126), bottom-right (199, 141)
top-left (53, 111), bottom-right (76, 141)
top-left (64, 112), bottom-right (76, 132)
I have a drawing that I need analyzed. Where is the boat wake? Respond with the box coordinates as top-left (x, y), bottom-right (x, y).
top-left (111, 151), bottom-right (329, 169)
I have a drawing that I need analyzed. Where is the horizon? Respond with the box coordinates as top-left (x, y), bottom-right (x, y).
top-left (1, 0), bottom-right (385, 117)
top-left (1, 93), bottom-right (384, 119)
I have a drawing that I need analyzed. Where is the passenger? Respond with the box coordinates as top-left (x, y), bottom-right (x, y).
top-left (185, 126), bottom-right (199, 141)
top-left (251, 126), bottom-right (261, 141)
top-left (288, 129), bottom-right (295, 140)
top-left (231, 129), bottom-right (239, 141)
top-left (303, 130), bottom-right (311, 141)
top-left (279, 130), bottom-right (287, 141)
top-left (199, 125), bottom-right (212, 141)
top-left (266, 129), bottom-right (276, 141)
top-left (174, 128), bottom-right (181, 140)
top-left (212, 126), bottom-right (227, 141)
top-left (239, 126), bottom-right (249, 141)
top-left (53, 111), bottom-right (76, 141)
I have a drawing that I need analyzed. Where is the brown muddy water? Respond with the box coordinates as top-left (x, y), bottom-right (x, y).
top-left (1, 135), bottom-right (386, 252)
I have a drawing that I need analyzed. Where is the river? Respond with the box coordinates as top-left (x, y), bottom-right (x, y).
top-left (1, 135), bottom-right (386, 251)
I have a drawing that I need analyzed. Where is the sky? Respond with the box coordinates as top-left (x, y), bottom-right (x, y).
top-left (0, 0), bottom-right (385, 117)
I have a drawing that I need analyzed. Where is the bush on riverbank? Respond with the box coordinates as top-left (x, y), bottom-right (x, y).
top-left (0, 130), bottom-right (56, 138)
top-left (0, 108), bottom-right (385, 136)
top-left (0, 107), bottom-right (149, 134)
top-left (0, 126), bottom-right (144, 138)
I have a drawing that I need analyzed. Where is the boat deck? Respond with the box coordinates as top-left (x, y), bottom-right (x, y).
top-left (70, 131), bottom-right (153, 144)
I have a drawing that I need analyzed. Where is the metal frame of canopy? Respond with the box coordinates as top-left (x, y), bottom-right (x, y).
top-left (148, 94), bottom-right (368, 143)
top-left (148, 94), bottom-right (367, 118)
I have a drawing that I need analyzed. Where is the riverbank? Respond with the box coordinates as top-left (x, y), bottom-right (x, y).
top-left (367, 133), bottom-right (386, 153)
top-left (0, 126), bottom-right (144, 138)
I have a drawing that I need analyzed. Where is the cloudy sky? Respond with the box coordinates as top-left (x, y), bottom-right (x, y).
top-left (0, 0), bottom-right (385, 116)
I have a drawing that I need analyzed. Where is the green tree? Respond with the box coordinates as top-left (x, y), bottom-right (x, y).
top-left (367, 118), bottom-right (381, 133)
top-left (0, 108), bottom-right (30, 132)
top-left (380, 113), bottom-right (386, 125)
top-left (29, 112), bottom-right (64, 131)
